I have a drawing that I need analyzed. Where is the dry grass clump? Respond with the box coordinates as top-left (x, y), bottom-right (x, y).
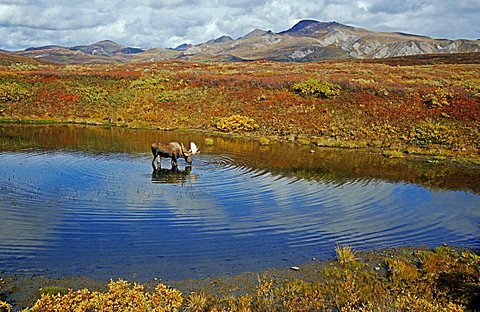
top-left (336, 244), bottom-right (357, 265)
top-left (184, 292), bottom-right (208, 311)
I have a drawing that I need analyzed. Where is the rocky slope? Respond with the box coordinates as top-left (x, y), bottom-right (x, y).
top-left (9, 19), bottom-right (480, 63)
top-left (177, 20), bottom-right (480, 62)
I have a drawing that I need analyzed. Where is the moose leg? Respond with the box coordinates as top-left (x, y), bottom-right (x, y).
top-left (151, 146), bottom-right (158, 165)
top-left (171, 156), bottom-right (178, 168)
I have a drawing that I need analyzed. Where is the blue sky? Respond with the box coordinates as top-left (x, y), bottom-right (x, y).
top-left (0, 0), bottom-right (478, 51)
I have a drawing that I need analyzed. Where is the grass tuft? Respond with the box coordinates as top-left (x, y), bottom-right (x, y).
top-left (38, 286), bottom-right (69, 297)
top-left (336, 244), bottom-right (357, 265)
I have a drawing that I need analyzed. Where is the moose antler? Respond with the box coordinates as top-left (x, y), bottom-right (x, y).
top-left (189, 142), bottom-right (198, 155)
top-left (182, 142), bottom-right (199, 157)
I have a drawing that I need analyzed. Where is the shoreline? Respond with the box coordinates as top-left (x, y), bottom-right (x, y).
top-left (2, 118), bottom-right (479, 168)
top-left (1, 245), bottom-right (478, 311)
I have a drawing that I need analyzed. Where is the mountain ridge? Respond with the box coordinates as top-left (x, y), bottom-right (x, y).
top-left (9, 19), bottom-right (480, 64)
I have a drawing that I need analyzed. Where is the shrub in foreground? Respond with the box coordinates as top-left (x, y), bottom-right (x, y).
top-left (30, 280), bottom-right (183, 312)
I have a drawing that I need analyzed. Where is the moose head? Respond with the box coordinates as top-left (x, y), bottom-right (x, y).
top-left (181, 142), bottom-right (199, 165)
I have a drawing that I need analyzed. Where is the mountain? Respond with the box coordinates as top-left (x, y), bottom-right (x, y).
top-left (177, 20), bottom-right (480, 62)
top-left (11, 20), bottom-right (480, 64)
top-left (241, 29), bottom-right (270, 39)
top-left (208, 35), bottom-right (234, 44)
top-left (172, 43), bottom-right (192, 51)
top-left (25, 45), bottom-right (64, 51)
top-left (279, 20), bottom-right (354, 36)
top-left (69, 40), bottom-right (144, 56)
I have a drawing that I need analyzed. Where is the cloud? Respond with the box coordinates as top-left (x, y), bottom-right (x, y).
top-left (0, 0), bottom-right (478, 51)
top-left (368, 0), bottom-right (428, 14)
top-left (360, 0), bottom-right (480, 39)
top-left (0, 2), bottom-right (113, 31)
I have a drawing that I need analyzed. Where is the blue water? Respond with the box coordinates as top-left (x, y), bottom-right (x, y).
top-left (0, 126), bottom-right (479, 281)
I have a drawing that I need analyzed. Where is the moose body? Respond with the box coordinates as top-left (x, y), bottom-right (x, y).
top-left (151, 141), bottom-right (198, 167)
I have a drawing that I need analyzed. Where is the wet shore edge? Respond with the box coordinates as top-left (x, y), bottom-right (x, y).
top-left (1, 245), bottom-right (478, 310)
top-left (1, 118), bottom-right (479, 167)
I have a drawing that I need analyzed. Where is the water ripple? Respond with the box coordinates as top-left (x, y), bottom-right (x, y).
top-left (0, 148), bottom-right (479, 280)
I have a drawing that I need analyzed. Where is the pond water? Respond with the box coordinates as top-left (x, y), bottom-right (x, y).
top-left (0, 124), bottom-right (479, 281)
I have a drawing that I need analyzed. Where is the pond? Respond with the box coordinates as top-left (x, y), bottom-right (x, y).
top-left (0, 124), bottom-right (479, 281)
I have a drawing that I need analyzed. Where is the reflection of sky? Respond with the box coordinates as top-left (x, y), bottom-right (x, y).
top-left (166, 165), bottom-right (480, 248)
top-left (0, 150), bottom-right (479, 280)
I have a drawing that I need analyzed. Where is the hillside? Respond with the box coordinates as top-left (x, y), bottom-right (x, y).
top-left (9, 19), bottom-right (480, 64)
top-left (0, 50), bottom-right (43, 65)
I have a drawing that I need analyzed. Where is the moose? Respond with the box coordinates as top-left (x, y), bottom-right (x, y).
top-left (151, 141), bottom-right (199, 168)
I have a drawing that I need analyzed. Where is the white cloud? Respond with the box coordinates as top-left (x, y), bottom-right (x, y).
top-left (0, 0), bottom-right (478, 51)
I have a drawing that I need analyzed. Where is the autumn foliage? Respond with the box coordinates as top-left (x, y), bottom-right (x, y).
top-left (0, 57), bottom-right (479, 160)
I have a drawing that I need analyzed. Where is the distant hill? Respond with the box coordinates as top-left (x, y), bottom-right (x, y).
top-left (0, 50), bottom-right (43, 65)
top-left (15, 40), bottom-right (146, 64)
top-left (10, 20), bottom-right (480, 64)
top-left (17, 46), bottom-right (124, 64)
top-left (69, 40), bottom-right (144, 56)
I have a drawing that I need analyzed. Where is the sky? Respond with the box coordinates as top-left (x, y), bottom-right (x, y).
top-left (0, 0), bottom-right (479, 51)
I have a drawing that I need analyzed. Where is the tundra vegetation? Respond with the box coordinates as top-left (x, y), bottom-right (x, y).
top-left (1, 246), bottom-right (478, 311)
top-left (0, 56), bottom-right (479, 163)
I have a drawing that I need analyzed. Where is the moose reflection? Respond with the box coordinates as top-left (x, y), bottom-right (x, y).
top-left (151, 163), bottom-right (194, 184)
top-left (151, 141), bottom-right (199, 168)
